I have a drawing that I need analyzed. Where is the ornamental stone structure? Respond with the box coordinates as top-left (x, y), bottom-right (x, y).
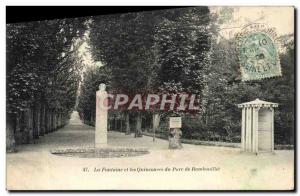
top-left (95, 83), bottom-right (108, 147)
top-left (168, 117), bottom-right (183, 149)
top-left (237, 99), bottom-right (278, 154)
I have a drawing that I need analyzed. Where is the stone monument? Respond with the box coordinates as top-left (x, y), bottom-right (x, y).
top-left (95, 83), bottom-right (108, 148)
top-left (169, 128), bottom-right (183, 149)
top-left (238, 99), bottom-right (278, 154)
top-left (168, 117), bottom-right (183, 149)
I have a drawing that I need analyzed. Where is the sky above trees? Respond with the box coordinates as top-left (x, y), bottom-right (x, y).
top-left (210, 7), bottom-right (294, 39)
top-left (78, 7), bottom-right (294, 69)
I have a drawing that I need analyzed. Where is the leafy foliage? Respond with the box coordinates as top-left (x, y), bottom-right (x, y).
top-left (77, 65), bottom-right (111, 122)
top-left (154, 7), bottom-right (211, 116)
top-left (7, 18), bottom-right (87, 117)
top-left (79, 8), bottom-right (294, 145)
top-left (196, 31), bottom-right (295, 144)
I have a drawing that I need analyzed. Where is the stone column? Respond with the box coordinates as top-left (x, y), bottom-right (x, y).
top-left (271, 108), bottom-right (275, 153)
top-left (246, 107), bottom-right (251, 151)
top-left (241, 108), bottom-right (246, 151)
top-left (95, 83), bottom-right (108, 148)
top-left (253, 108), bottom-right (259, 154)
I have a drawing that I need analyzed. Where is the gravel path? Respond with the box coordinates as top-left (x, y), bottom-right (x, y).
top-left (6, 111), bottom-right (294, 190)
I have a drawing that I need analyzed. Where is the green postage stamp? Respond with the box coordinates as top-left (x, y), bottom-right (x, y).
top-left (236, 24), bottom-right (282, 81)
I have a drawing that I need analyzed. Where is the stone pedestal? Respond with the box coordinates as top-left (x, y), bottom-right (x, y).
top-left (95, 83), bottom-right (108, 148)
top-left (168, 128), bottom-right (183, 149)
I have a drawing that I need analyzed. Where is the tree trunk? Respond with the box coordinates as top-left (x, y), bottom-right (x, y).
top-left (61, 113), bottom-right (63, 127)
top-left (58, 113), bottom-right (61, 128)
top-left (19, 111), bottom-right (26, 144)
top-left (55, 113), bottom-right (59, 130)
top-left (33, 105), bottom-right (40, 139)
top-left (56, 112), bottom-right (58, 130)
top-left (135, 112), bottom-right (142, 138)
top-left (28, 109), bottom-right (34, 143)
top-left (114, 117), bottom-right (117, 131)
top-left (61, 112), bottom-right (65, 127)
top-left (51, 110), bottom-right (55, 132)
top-left (49, 109), bottom-right (53, 132)
top-left (6, 113), bottom-right (16, 152)
top-left (152, 113), bottom-right (160, 132)
top-left (56, 112), bottom-right (59, 128)
top-left (120, 114), bottom-right (123, 132)
top-left (59, 113), bottom-right (62, 128)
top-left (91, 111), bottom-right (95, 127)
top-left (45, 109), bottom-right (49, 134)
top-left (53, 112), bottom-right (56, 131)
top-left (125, 111), bottom-right (130, 135)
top-left (14, 112), bottom-right (22, 144)
top-left (22, 109), bottom-right (33, 144)
top-left (40, 105), bottom-right (45, 136)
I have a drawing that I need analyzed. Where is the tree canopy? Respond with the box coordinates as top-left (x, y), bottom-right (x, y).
top-left (7, 18), bottom-right (87, 116)
top-left (78, 7), bottom-right (294, 145)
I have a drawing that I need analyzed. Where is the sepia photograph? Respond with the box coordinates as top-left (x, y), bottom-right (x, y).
top-left (5, 6), bottom-right (295, 191)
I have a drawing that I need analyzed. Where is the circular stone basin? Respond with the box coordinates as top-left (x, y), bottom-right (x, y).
top-left (50, 147), bottom-right (149, 158)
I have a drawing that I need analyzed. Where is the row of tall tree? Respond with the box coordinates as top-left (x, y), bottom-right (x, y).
top-left (78, 7), bottom-right (294, 145)
top-left (77, 7), bottom-right (211, 137)
top-left (6, 19), bottom-right (87, 151)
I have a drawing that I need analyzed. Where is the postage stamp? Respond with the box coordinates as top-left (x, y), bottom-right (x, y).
top-left (236, 24), bottom-right (282, 81)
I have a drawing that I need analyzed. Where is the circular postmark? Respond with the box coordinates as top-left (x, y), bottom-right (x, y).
top-left (236, 24), bottom-right (282, 81)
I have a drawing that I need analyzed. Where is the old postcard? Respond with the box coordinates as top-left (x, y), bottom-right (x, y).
top-left (6, 6), bottom-right (295, 190)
